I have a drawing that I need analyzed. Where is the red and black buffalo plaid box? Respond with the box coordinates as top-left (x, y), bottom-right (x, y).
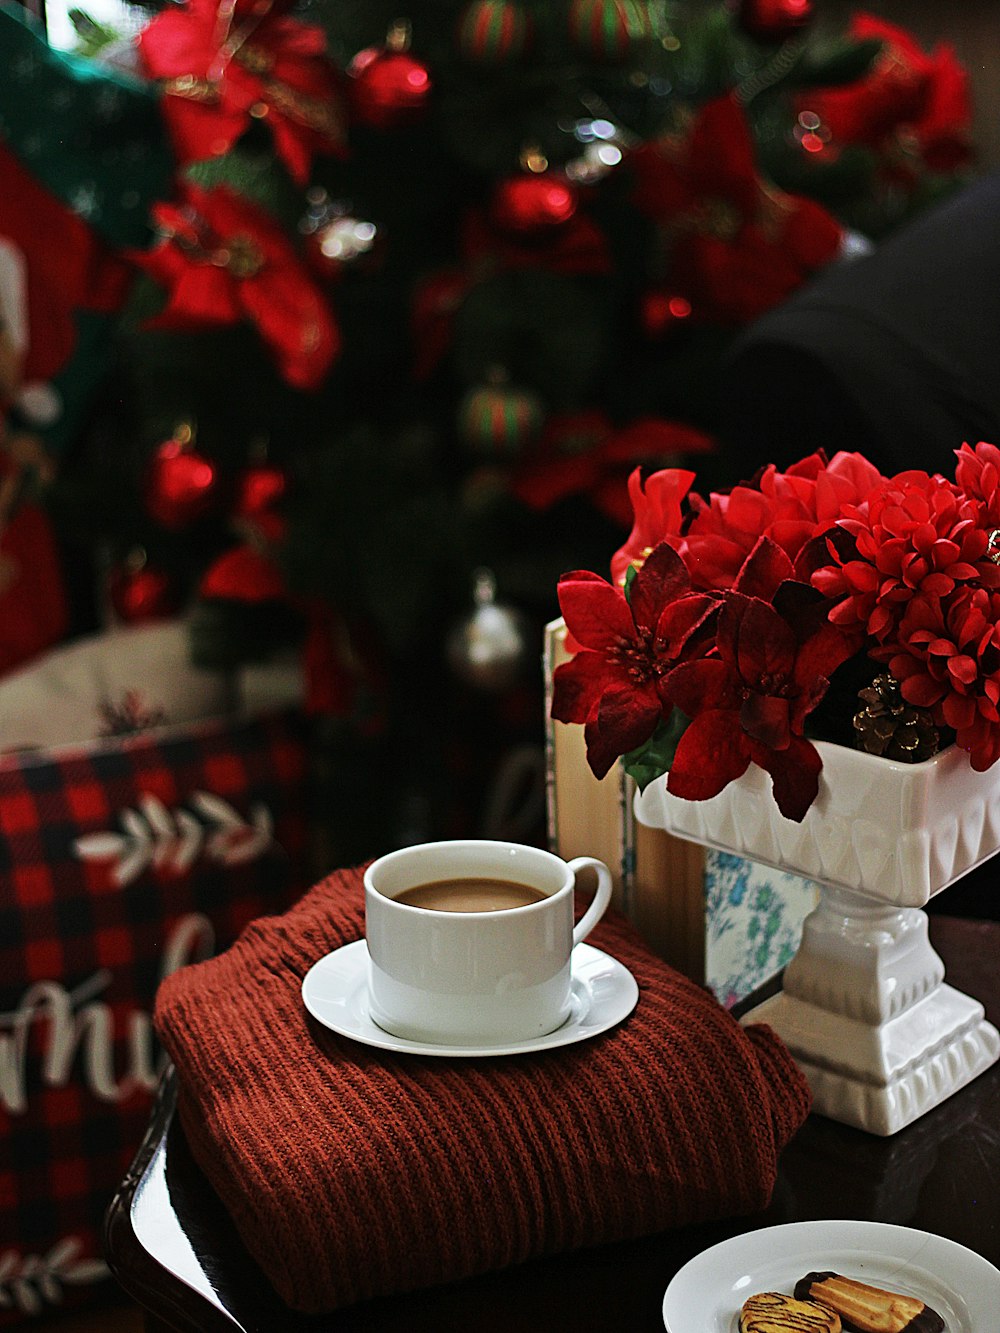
top-left (0, 710), bottom-right (310, 1325)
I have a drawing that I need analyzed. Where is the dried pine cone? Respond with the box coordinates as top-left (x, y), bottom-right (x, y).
top-left (854, 673), bottom-right (939, 762)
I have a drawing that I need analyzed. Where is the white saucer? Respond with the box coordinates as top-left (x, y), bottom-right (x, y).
top-left (662, 1219), bottom-right (1000, 1333)
top-left (301, 940), bottom-right (639, 1057)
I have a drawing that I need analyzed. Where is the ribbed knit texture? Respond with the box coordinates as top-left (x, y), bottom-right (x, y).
top-left (154, 866), bottom-right (811, 1315)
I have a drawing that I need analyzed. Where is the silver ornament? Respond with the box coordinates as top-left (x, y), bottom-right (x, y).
top-left (446, 568), bottom-right (532, 692)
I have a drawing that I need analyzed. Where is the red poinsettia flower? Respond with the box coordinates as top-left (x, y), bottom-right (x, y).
top-left (889, 586), bottom-right (1000, 770)
top-left (552, 542), bottom-right (717, 778)
top-left (915, 43), bottom-right (975, 175)
top-left (630, 94), bottom-right (843, 325)
top-left (662, 542), bottom-right (856, 821)
top-left (513, 414), bottom-right (712, 527)
top-left (138, 0), bottom-right (346, 184)
top-left (134, 182), bottom-right (339, 389)
top-left (795, 15), bottom-right (972, 182)
top-left (811, 469), bottom-right (998, 645)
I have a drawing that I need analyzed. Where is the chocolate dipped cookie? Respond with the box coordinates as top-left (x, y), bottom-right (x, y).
top-left (739, 1291), bottom-right (842, 1332)
top-left (794, 1271), bottom-right (944, 1333)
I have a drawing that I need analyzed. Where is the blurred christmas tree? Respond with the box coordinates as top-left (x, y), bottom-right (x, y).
top-left (0, 0), bottom-right (977, 857)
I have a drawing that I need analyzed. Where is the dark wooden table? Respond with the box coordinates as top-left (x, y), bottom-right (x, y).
top-left (104, 916), bottom-right (1000, 1333)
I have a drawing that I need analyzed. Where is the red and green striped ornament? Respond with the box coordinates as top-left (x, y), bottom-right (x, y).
top-left (457, 0), bottom-right (531, 64)
top-left (458, 382), bottom-right (544, 456)
top-left (567, 0), bottom-right (649, 61)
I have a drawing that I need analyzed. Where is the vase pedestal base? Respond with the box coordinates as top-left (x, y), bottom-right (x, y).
top-left (632, 750), bottom-right (1000, 1134)
top-left (743, 982), bottom-right (1000, 1136)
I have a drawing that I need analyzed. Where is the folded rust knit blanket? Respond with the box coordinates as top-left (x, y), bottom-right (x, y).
top-left (154, 866), bottom-right (811, 1315)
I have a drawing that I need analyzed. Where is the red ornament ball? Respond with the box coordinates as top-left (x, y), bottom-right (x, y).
top-left (736, 0), bottom-right (814, 42)
top-left (567, 0), bottom-right (648, 61)
top-left (457, 0), bottom-right (531, 64)
top-left (200, 545), bottom-right (287, 603)
top-left (109, 556), bottom-right (175, 623)
top-left (491, 174), bottom-right (578, 233)
top-left (641, 290), bottom-right (693, 338)
top-left (146, 429), bottom-right (218, 530)
top-left (236, 461), bottom-right (287, 518)
top-left (348, 48), bottom-right (433, 129)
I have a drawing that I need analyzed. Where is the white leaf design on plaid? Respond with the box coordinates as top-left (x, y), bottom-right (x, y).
top-left (0, 1237), bottom-right (108, 1313)
top-left (72, 791), bottom-right (279, 883)
top-left (72, 832), bottom-right (126, 857)
top-left (120, 807), bottom-right (151, 842)
top-left (140, 793), bottom-right (175, 837)
top-left (173, 808), bottom-right (203, 875)
top-left (191, 791), bottom-right (244, 826)
top-left (115, 838), bottom-right (154, 887)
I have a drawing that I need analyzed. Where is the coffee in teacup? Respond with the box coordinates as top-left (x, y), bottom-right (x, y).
top-left (364, 839), bottom-right (612, 1045)
top-left (393, 877), bottom-right (548, 913)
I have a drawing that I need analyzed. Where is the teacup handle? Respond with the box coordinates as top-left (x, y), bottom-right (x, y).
top-left (569, 857), bottom-right (613, 948)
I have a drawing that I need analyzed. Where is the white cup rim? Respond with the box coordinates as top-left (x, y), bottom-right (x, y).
top-left (364, 839), bottom-right (573, 915)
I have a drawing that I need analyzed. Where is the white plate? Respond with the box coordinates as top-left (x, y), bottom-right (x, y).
top-left (662, 1220), bottom-right (1000, 1332)
top-left (301, 939), bottom-right (638, 1057)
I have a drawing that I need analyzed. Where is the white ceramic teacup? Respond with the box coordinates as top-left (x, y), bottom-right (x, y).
top-left (364, 839), bottom-right (613, 1045)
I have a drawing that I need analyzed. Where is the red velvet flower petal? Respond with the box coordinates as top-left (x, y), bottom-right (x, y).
top-left (629, 540), bottom-right (692, 631)
top-left (719, 595), bottom-right (797, 687)
top-left (667, 710), bottom-right (750, 801)
top-left (733, 537), bottom-right (795, 601)
top-left (752, 734), bottom-right (823, 823)
top-left (584, 684), bottom-right (663, 780)
top-left (740, 692), bottom-right (791, 750)
top-left (557, 573), bottom-right (634, 649)
top-left (662, 658), bottom-right (738, 717)
top-left (551, 651), bottom-right (621, 725)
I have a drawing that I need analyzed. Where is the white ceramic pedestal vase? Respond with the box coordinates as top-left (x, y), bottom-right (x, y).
top-left (634, 742), bottom-right (1000, 1136)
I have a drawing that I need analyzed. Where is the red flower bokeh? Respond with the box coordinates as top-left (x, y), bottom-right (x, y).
top-left (631, 94), bottom-right (843, 325)
top-left (795, 15), bottom-right (973, 183)
top-left (134, 182), bottom-right (339, 390)
top-left (515, 415), bottom-right (711, 530)
top-left (139, 0), bottom-right (345, 184)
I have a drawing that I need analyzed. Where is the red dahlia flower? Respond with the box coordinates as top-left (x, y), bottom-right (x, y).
top-left (552, 542), bottom-right (717, 778)
top-left (955, 441), bottom-right (1000, 531)
top-left (553, 445), bottom-right (1000, 821)
top-left (889, 586), bottom-right (1000, 770)
top-left (812, 469), bottom-right (997, 644)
